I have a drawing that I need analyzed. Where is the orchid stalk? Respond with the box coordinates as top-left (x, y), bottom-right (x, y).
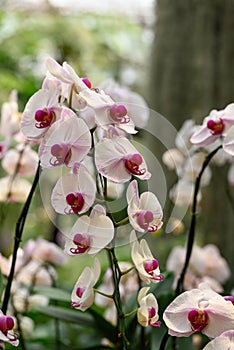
top-left (2, 161), bottom-right (41, 314)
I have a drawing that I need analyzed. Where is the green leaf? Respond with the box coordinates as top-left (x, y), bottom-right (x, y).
top-left (33, 305), bottom-right (94, 326)
top-left (88, 308), bottom-right (117, 344)
top-left (33, 286), bottom-right (71, 302)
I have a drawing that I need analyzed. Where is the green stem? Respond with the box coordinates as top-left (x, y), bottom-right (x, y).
top-left (115, 217), bottom-right (129, 227)
top-left (93, 289), bottom-right (113, 299)
top-left (2, 161), bottom-right (41, 314)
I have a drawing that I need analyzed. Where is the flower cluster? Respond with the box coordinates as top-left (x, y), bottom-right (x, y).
top-left (166, 243), bottom-right (230, 292)
top-left (18, 57), bottom-right (165, 333)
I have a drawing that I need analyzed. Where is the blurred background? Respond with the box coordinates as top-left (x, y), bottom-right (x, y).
top-left (1, 0), bottom-right (234, 286)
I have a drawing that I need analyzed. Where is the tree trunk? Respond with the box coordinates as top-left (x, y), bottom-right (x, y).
top-left (148, 0), bottom-right (234, 287)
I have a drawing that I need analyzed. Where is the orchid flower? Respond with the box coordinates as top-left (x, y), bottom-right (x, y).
top-left (202, 330), bottom-right (234, 350)
top-left (38, 108), bottom-right (91, 168)
top-left (163, 283), bottom-right (234, 338)
top-left (130, 231), bottom-right (163, 284)
top-left (0, 90), bottom-right (21, 139)
top-left (21, 85), bottom-right (62, 139)
top-left (64, 205), bottom-right (114, 256)
top-left (71, 258), bottom-right (100, 311)
top-left (190, 103), bottom-right (234, 147)
top-left (51, 163), bottom-right (96, 215)
top-left (98, 78), bottom-right (149, 128)
top-left (95, 136), bottom-right (151, 183)
top-left (0, 311), bottom-right (19, 347)
top-left (127, 180), bottom-right (163, 233)
top-left (79, 88), bottom-right (136, 134)
top-left (137, 287), bottom-right (161, 328)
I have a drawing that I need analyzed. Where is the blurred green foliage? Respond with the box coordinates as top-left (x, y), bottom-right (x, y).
top-left (0, 8), bottom-right (150, 109)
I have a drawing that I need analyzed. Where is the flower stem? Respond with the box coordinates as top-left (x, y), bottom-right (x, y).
top-left (175, 145), bottom-right (221, 296)
top-left (2, 161), bottom-right (41, 314)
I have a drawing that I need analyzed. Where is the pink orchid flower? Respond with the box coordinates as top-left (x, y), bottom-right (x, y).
top-left (51, 163), bottom-right (96, 215)
top-left (137, 287), bottom-right (161, 328)
top-left (38, 108), bottom-right (91, 168)
top-left (99, 78), bottom-right (149, 128)
top-left (0, 311), bottom-right (19, 347)
top-left (95, 136), bottom-right (151, 183)
top-left (21, 85), bottom-right (62, 140)
top-left (71, 258), bottom-right (100, 311)
top-left (127, 180), bottom-right (163, 233)
top-left (130, 231), bottom-right (164, 284)
top-left (45, 58), bottom-right (90, 111)
top-left (190, 103), bottom-right (234, 147)
top-left (202, 330), bottom-right (234, 350)
top-left (79, 88), bottom-right (136, 134)
top-left (163, 283), bottom-right (234, 338)
top-left (64, 205), bottom-right (114, 256)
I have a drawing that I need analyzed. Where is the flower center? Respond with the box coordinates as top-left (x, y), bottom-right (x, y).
top-left (109, 104), bottom-right (129, 124)
top-left (50, 143), bottom-right (72, 166)
top-left (207, 118), bottom-right (224, 135)
top-left (188, 309), bottom-right (209, 332)
top-left (125, 154), bottom-right (146, 176)
top-left (224, 296), bottom-right (234, 305)
top-left (0, 316), bottom-right (14, 334)
top-left (65, 192), bottom-right (85, 214)
top-left (144, 259), bottom-right (159, 273)
top-left (137, 210), bottom-right (153, 230)
top-left (143, 259), bottom-right (164, 281)
top-left (76, 286), bottom-right (86, 298)
top-left (35, 108), bottom-right (56, 129)
top-left (70, 233), bottom-right (91, 254)
top-left (82, 77), bottom-right (92, 89)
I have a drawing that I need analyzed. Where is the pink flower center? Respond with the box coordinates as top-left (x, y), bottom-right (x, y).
top-left (224, 296), bottom-right (234, 305)
top-left (144, 259), bottom-right (159, 273)
top-left (148, 306), bottom-right (156, 319)
top-left (148, 307), bottom-right (161, 327)
top-left (143, 259), bottom-right (164, 282)
top-left (109, 104), bottom-right (129, 124)
top-left (65, 192), bottom-right (85, 214)
top-left (188, 309), bottom-right (209, 332)
top-left (76, 286), bottom-right (86, 298)
top-left (82, 77), bottom-right (92, 89)
top-left (125, 153), bottom-right (146, 176)
top-left (35, 108), bottom-right (56, 129)
top-left (207, 118), bottom-right (224, 135)
top-left (137, 210), bottom-right (153, 231)
top-left (0, 316), bottom-right (14, 334)
top-left (50, 143), bottom-right (72, 166)
top-left (70, 233), bottom-right (91, 254)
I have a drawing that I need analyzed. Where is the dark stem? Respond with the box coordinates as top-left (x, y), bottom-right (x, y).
top-left (2, 161), bottom-right (41, 314)
top-left (175, 145), bottom-right (221, 295)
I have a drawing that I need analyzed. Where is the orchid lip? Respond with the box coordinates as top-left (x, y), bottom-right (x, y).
top-left (188, 309), bottom-right (209, 332)
top-left (70, 233), bottom-right (91, 255)
top-left (50, 143), bottom-right (72, 166)
top-left (65, 192), bottom-right (85, 214)
top-left (125, 154), bottom-right (146, 176)
top-left (207, 118), bottom-right (224, 135)
top-left (35, 108), bottom-right (56, 129)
